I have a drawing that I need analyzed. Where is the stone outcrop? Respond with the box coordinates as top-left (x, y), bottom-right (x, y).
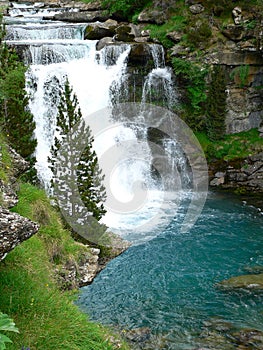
top-left (209, 152), bottom-right (263, 193)
top-left (56, 233), bottom-right (131, 289)
top-left (216, 273), bottom-right (263, 290)
top-left (84, 19), bottom-right (118, 40)
top-left (52, 10), bottom-right (108, 23)
top-left (0, 147), bottom-right (30, 208)
top-left (0, 146), bottom-right (38, 261)
top-left (0, 207), bottom-right (39, 260)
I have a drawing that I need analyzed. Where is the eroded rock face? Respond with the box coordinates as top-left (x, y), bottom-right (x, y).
top-left (0, 208), bottom-right (39, 260)
top-left (209, 152), bottom-right (263, 192)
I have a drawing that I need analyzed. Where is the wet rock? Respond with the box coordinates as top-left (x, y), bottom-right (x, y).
top-left (0, 207), bottom-right (39, 261)
top-left (84, 19), bottom-right (118, 40)
top-left (96, 37), bottom-right (115, 51)
top-left (53, 10), bottom-right (108, 23)
top-left (233, 329), bottom-right (263, 348)
top-left (114, 24), bottom-right (135, 42)
top-left (189, 4), bottom-right (205, 15)
top-left (128, 43), bottom-right (154, 66)
top-left (216, 273), bottom-right (263, 290)
top-left (243, 265), bottom-right (263, 274)
top-left (124, 327), bottom-right (151, 343)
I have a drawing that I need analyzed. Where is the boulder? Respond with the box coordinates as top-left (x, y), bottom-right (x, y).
top-left (137, 8), bottom-right (166, 25)
top-left (53, 10), bottom-right (108, 23)
top-left (8, 147), bottom-right (30, 178)
top-left (114, 24), bottom-right (135, 42)
top-left (0, 207), bottom-right (39, 261)
top-left (84, 20), bottom-right (118, 40)
top-left (232, 6), bottom-right (242, 25)
top-left (216, 273), bottom-right (263, 290)
top-left (189, 4), bottom-right (205, 14)
top-left (128, 43), bottom-right (154, 65)
top-left (166, 30), bottom-right (183, 43)
top-left (222, 24), bottom-right (244, 41)
top-left (96, 37), bottom-right (115, 51)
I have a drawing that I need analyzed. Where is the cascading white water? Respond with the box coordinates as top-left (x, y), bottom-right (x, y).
top-left (4, 5), bottom-right (196, 242)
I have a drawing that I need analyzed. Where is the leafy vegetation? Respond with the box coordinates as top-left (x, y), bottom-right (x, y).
top-left (171, 58), bottom-right (208, 130)
top-left (196, 129), bottom-right (263, 161)
top-left (146, 15), bottom-right (187, 49)
top-left (0, 16), bottom-right (36, 163)
top-left (0, 133), bottom-right (11, 183)
top-left (230, 65), bottom-right (250, 88)
top-left (0, 312), bottom-right (19, 350)
top-left (102, 0), bottom-right (151, 20)
top-left (205, 65), bottom-right (227, 141)
top-left (0, 182), bottom-right (128, 350)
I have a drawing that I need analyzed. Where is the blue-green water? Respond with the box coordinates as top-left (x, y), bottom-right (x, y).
top-left (77, 193), bottom-right (263, 348)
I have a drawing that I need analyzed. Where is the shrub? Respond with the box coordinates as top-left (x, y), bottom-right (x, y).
top-left (205, 65), bottom-right (227, 141)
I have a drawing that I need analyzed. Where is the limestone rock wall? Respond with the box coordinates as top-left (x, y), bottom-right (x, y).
top-left (209, 152), bottom-right (263, 193)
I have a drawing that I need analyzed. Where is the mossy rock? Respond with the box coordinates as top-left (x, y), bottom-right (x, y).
top-left (216, 273), bottom-right (263, 290)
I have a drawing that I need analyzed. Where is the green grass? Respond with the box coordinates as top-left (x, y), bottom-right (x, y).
top-left (196, 129), bottom-right (263, 162)
top-left (0, 132), bottom-right (12, 183)
top-left (145, 15), bottom-right (188, 49)
top-left (0, 183), bottom-right (128, 350)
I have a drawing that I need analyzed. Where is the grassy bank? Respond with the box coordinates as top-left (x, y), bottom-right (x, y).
top-left (196, 128), bottom-right (263, 162)
top-left (0, 183), bottom-right (128, 350)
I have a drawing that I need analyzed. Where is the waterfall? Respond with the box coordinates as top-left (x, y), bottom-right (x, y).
top-left (4, 5), bottom-right (207, 242)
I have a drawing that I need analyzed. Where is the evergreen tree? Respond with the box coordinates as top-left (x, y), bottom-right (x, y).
top-left (49, 79), bottom-right (106, 223)
top-left (0, 15), bottom-right (36, 161)
top-left (205, 65), bottom-right (227, 141)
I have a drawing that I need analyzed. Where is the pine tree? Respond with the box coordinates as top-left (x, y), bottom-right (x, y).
top-left (49, 79), bottom-right (106, 224)
top-left (205, 65), bottom-right (227, 141)
top-left (0, 15), bottom-right (37, 162)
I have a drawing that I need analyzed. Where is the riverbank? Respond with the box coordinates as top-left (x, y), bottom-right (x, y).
top-left (0, 180), bottom-right (130, 349)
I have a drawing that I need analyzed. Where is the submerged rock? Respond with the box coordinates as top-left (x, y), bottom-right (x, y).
top-left (216, 273), bottom-right (263, 290)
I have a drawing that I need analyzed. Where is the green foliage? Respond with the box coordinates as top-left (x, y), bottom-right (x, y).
top-left (0, 183), bottom-right (128, 350)
top-left (172, 58), bottom-right (207, 129)
top-left (230, 65), bottom-right (250, 88)
top-left (0, 312), bottom-right (19, 350)
top-left (0, 16), bottom-right (36, 166)
top-left (196, 129), bottom-right (263, 161)
top-left (0, 133), bottom-right (11, 183)
top-left (205, 65), bottom-right (227, 141)
top-left (186, 21), bottom-right (212, 49)
top-left (102, 0), bottom-right (151, 20)
top-left (146, 15), bottom-right (187, 49)
top-left (49, 79), bottom-right (106, 222)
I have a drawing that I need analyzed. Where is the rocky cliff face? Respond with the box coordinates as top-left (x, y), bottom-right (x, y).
top-left (209, 152), bottom-right (263, 193)
top-left (0, 207), bottom-right (39, 260)
top-left (7, 0), bottom-right (262, 134)
top-left (0, 148), bottom-right (39, 260)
